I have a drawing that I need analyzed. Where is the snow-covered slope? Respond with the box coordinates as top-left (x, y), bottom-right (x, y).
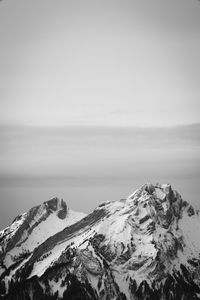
top-left (0, 197), bottom-right (85, 273)
top-left (0, 184), bottom-right (200, 300)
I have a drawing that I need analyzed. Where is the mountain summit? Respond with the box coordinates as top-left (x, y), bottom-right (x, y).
top-left (0, 184), bottom-right (200, 300)
top-left (0, 198), bottom-right (85, 271)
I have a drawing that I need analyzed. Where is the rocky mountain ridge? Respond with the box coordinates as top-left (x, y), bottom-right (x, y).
top-left (0, 183), bottom-right (200, 300)
top-left (0, 198), bottom-right (85, 272)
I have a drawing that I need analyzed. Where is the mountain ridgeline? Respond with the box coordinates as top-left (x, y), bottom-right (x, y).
top-left (0, 183), bottom-right (200, 300)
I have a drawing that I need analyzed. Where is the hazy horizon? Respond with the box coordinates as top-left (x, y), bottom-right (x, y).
top-left (0, 123), bottom-right (200, 230)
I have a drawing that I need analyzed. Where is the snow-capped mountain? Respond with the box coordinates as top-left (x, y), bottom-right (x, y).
top-left (0, 198), bottom-right (85, 276)
top-left (0, 184), bottom-right (200, 300)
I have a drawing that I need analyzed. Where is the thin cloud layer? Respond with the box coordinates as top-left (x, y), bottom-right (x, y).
top-left (0, 124), bottom-right (199, 229)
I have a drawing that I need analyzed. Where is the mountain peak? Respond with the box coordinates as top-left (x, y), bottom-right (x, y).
top-left (0, 197), bottom-right (85, 269)
top-left (128, 182), bottom-right (177, 202)
top-left (42, 197), bottom-right (68, 219)
top-left (0, 184), bottom-right (200, 300)
top-left (127, 183), bottom-right (189, 226)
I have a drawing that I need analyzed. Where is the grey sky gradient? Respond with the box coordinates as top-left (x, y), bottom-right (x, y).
top-left (0, 1), bottom-right (200, 229)
top-left (0, 0), bottom-right (200, 126)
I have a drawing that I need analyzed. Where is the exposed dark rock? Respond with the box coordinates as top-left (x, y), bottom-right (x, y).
top-left (57, 200), bottom-right (68, 219)
top-left (187, 205), bottom-right (195, 217)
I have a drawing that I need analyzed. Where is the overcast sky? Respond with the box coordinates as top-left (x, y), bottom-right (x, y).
top-left (0, 0), bottom-right (200, 229)
top-left (0, 0), bottom-right (200, 127)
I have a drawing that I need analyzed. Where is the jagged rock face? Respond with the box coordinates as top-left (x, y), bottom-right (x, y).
top-left (0, 198), bottom-right (85, 277)
top-left (0, 184), bottom-right (200, 300)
